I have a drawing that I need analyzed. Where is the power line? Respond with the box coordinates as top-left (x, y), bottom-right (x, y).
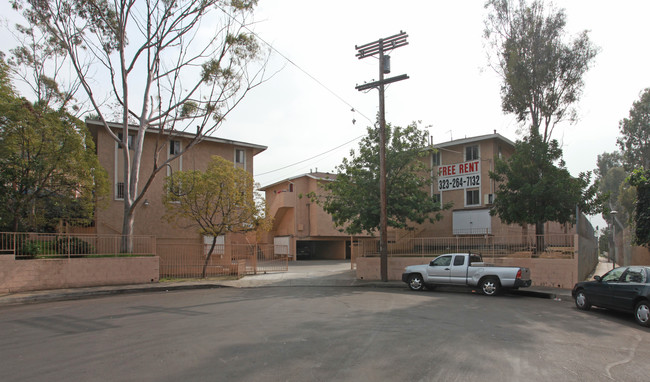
top-left (254, 133), bottom-right (365, 177)
top-left (217, 5), bottom-right (374, 124)
top-left (216, 6), bottom-right (377, 179)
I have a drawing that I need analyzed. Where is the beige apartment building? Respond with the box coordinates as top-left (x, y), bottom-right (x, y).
top-left (261, 132), bottom-right (575, 260)
top-left (260, 172), bottom-right (373, 260)
top-left (86, 119), bottom-right (267, 242)
top-left (424, 132), bottom-right (573, 237)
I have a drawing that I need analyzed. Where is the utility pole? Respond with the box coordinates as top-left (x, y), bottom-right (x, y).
top-left (355, 31), bottom-right (409, 282)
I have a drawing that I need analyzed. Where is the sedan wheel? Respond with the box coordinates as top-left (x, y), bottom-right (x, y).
top-left (575, 290), bottom-right (591, 311)
top-left (634, 301), bottom-right (650, 327)
top-left (408, 274), bottom-right (424, 291)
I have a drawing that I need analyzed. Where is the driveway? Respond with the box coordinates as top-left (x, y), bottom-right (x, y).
top-left (230, 260), bottom-right (357, 286)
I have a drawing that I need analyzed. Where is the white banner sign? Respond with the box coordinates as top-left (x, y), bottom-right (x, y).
top-left (437, 160), bottom-right (481, 191)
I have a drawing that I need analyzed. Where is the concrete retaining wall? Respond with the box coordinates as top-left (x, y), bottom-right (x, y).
top-left (631, 246), bottom-right (650, 265)
top-left (0, 256), bottom-right (159, 293)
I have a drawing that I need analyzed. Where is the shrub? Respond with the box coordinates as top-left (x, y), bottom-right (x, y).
top-left (56, 237), bottom-right (95, 255)
top-left (17, 240), bottom-right (41, 259)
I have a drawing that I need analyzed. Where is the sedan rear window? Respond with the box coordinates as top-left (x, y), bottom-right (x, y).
top-left (624, 268), bottom-right (646, 283)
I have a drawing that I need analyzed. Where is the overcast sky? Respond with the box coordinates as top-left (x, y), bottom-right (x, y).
top-left (217, 0), bottom-right (650, 188)
top-left (2, 1), bottom-right (649, 228)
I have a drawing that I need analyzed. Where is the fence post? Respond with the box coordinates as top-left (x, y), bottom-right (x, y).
top-left (420, 238), bottom-right (423, 259)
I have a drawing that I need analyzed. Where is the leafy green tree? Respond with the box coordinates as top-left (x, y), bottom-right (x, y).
top-left (0, 59), bottom-right (108, 232)
top-left (315, 122), bottom-right (448, 236)
top-left (11, 0), bottom-right (269, 251)
top-left (484, 0), bottom-right (598, 143)
top-left (489, 134), bottom-right (601, 249)
top-left (628, 169), bottom-right (650, 247)
top-left (163, 156), bottom-right (270, 278)
top-left (617, 88), bottom-right (650, 171)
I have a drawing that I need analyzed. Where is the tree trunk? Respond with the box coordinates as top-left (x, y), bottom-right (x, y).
top-left (120, 203), bottom-right (135, 253)
top-left (12, 213), bottom-right (19, 233)
top-left (535, 221), bottom-right (545, 257)
top-left (202, 236), bottom-right (218, 278)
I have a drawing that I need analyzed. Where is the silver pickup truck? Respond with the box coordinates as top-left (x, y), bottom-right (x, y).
top-left (401, 253), bottom-right (532, 295)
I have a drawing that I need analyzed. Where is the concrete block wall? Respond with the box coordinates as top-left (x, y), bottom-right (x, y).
top-left (0, 256), bottom-right (159, 293)
top-left (356, 255), bottom-right (579, 289)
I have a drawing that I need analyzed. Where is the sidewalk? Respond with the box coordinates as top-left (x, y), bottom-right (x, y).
top-left (1, 259), bottom-right (612, 307)
top-left (0, 275), bottom-right (405, 307)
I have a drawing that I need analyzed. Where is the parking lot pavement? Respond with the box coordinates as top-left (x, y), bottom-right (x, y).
top-left (0, 260), bottom-right (573, 306)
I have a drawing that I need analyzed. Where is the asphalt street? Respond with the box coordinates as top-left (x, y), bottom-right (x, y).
top-left (1, 285), bottom-right (648, 381)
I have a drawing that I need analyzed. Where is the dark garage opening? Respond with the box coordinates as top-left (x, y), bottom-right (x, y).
top-left (296, 240), bottom-right (348, 260)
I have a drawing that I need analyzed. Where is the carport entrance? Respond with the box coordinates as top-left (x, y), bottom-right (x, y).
top-left (296, 240), bottom-right (350, 260)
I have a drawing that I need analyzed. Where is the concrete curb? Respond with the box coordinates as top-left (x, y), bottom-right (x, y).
top-left (0, 278), bottom-right (567, 307)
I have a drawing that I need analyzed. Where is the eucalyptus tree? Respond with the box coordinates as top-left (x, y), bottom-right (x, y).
top-left (484, 0), bottom-right (598, 143)
top-left (617, 88), bottom-right (650, 171)
top-left (11, 0), bottom-right (269, 250)
top-left (484, 0), bottom-right (600, 244)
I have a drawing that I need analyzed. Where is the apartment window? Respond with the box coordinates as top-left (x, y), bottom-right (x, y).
top-left (167, 140), bottom-right (183, 197)
top-left (170, 140), bottom-right (181, 155)
top-left (432, 193), bottom-right (441, 207)
top-left (117, 132), bottom-right (134, 149)
top-left (465, 145), bottom-right (479, 161)
top-left (432, 150), bottom-right (441, 167)
top-left (466, 189), bottom-right (480, 206)
top-left (116, 182), bottom-right (125, 199)
top-left (235, 149), bottom-right (246, 169)
top-left (115, 132), bottom-right (134, 200)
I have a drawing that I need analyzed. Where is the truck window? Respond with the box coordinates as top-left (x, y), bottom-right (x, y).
top-left (453, 256), bottom-right (465, 266)
top-left (431, 256), bottom-right (451, 267)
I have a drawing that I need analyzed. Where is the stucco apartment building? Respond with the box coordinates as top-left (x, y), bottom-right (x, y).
top-left (424, 132), bottom-right (516, 237)
top-left (261, 132), bottom-right (575, 260)
top-left (86, 119), bottom-right (267, 243)
top-left (425, 132), bottom-right (573, 237)
top-left (260, 172), bottom-right (373, 260)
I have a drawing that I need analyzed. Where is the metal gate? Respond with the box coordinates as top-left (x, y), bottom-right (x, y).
top-left (158, 240), bottom-right (288, 278)
top-left (242, 243), bottom-right (289, 274)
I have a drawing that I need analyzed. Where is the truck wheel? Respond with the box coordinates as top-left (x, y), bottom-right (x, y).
top-left (480, 277), bottom-right (500, 296)
top-left (574, 289), bottom-right (591, 311)
top-left (634, 300), bottom-right (650, 327)
top-left (408, 274), bottom-right (424, 291)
